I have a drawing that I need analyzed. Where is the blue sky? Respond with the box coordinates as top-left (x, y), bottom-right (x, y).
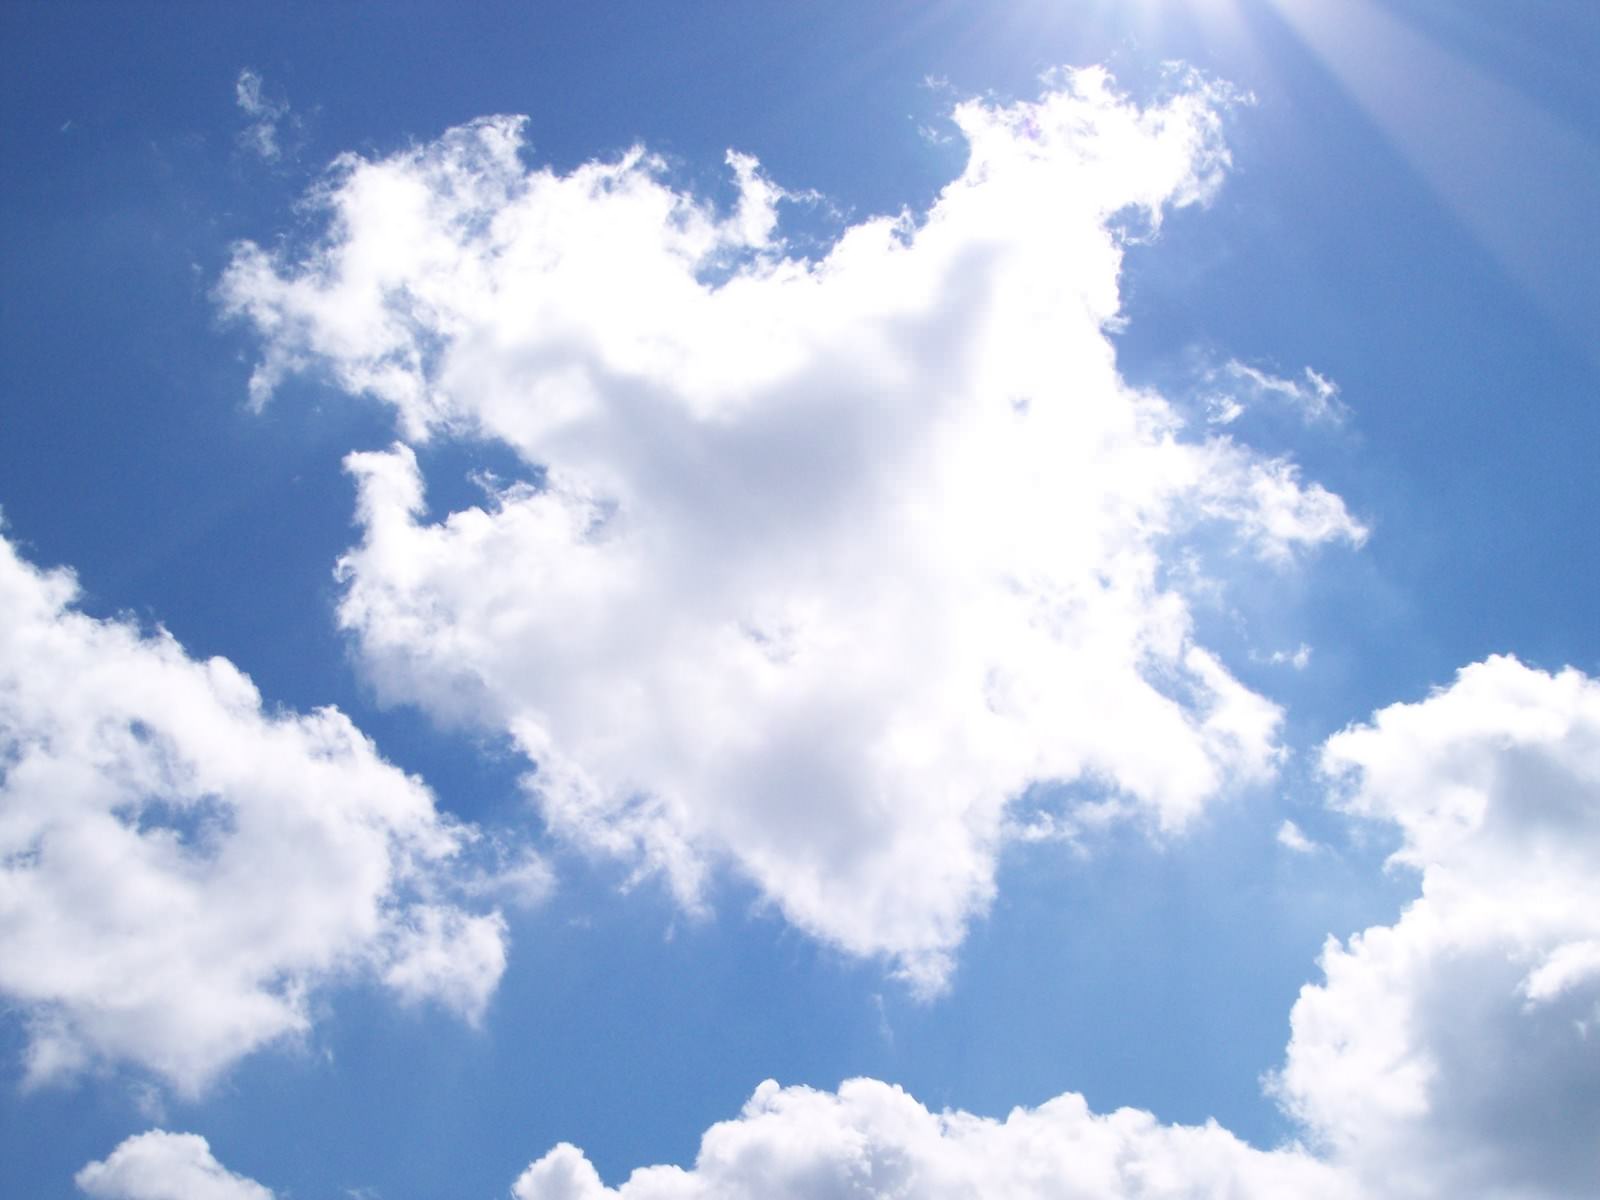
top-left (2, 2), bottom-right (1597, 1197)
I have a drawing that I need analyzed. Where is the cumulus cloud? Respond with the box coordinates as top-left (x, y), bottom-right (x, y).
top-left (221, 69), bottom-right (1364, 990)
top-left (1274, 655), bottom-right (1600, 1198)
top-left (76, 1131), bottom-right (272, 1200)
top-left (0, 533), bottom-right (514, 1094)
top-left (510, 1077), bottom-right (1353, 1199)
top-left (66, 651), bottom-right (1596, 1200)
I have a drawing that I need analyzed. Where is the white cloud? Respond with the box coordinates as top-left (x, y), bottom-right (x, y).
top-left (511, 655), bottom-right (1600, 1200)
top-left (57, 660), bottom-right (1595, 1200)
top-left (1276, 819), bottom-right (1317, 853)
top-left (1274, 655), bottom-right (1600, 1198)
top-left (461, 839), bottom-right (558, 911)
top-left (0, 533), bottom-right (512, 1094)
top-left (1269, 643), bottom-right (1313, 669)
top-left (510, 1077), bottom-right (1354, 1199)
top-left (234, 69), bottom-right (289, 163)
top-left (221, 69), bottom-right (1363, 991)
top-left (76, 1131), bottom-right (272, 1200)
top-left (381, 903), bottom-right (507, 1017)
top-left (1205, 361), bottom-right (1345, 426)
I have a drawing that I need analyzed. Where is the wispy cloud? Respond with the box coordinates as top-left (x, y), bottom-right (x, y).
top-left (1205, 360), bottom-right (1346, 426)
top-left (1256, 642), bottom-right (1313, 670)
top-left (234, 68), bottom-right (290, 162)
top-left (508, 1079), bottom-right (1350, 1198)
top-left (1277, 818), bottom-right (1318, 852)
top-left (1276, 655), bottom-right (1600, 1196)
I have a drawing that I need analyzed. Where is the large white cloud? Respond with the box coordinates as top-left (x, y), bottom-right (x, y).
top-left (1275, 655), bottom-right (1600, 1198)
top-left (65, 657), bottom-right (1598, 1198)
top-left (510, 1077), bottom-right (1353, 1200)
top-left (0, 533), bottom-right (513, 1094)
top-left (76, 1131), bottom-right (271, 1200)
top-left (221, 69), bottom-right (1364, 990)
top-left (509, 657), bottom-right (1600, 1200)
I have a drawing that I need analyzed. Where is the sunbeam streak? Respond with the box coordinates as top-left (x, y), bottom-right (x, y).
top-left (1263, 0), bottom-right (1600, 355)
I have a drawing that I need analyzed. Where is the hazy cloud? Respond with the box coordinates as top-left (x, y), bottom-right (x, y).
top-left (234, 68), bottom-right (290, 162)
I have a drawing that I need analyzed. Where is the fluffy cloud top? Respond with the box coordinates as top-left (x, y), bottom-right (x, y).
top-left (1276, 655), bottom-right (1600, 1199)
top-left (510, 1077), bottom-right (1352, 1200)
top-left (222, 69), bottom-right (1363, 990)
top-left (507, 656), bottom-right (1600, 1200)
top-left (66, 656), bottom-right (1600, 1199)
top-left (0, 534), bottom-right (510, 1094)
top-left (76, 1131), bottom-right (271, 1200)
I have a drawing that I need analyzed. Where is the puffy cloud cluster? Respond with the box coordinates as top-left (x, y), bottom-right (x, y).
top-left (24, 50), bottom-right (1598, 1200)
top-left (0, 534), bottom-right (511, 1094)
top-left (76, 1131), bottom-right (271, 1200)
top-left (509, 1078), bottom-right (1351, 1199)
top-left (83, 1081), bottom-right (1346, 1200)
top-left (498, 656), bottom-right (1600, 1200)
top-left (1276, 655), bottom-right (1600, 1198)
top-left (54, 610), bottom-right (1597, 1200)
top-left (221, 69), bottom-right (1363, 990)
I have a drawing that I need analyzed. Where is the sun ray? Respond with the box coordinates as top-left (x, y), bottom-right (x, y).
top-left (1262, 0), bottom-right (1600, 357)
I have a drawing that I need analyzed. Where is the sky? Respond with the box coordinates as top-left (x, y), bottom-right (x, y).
top-left (1, 1), bottom-right (1597, 1197)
